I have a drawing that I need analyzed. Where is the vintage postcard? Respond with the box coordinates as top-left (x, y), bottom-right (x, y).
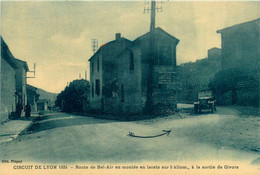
top-left (0, 0), bottom-right (259, 175)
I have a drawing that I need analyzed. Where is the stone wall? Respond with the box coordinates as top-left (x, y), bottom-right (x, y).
top-left (117, 47), bottom-right (143, 114)
top-left (0, 58), bottom-right (16, 122)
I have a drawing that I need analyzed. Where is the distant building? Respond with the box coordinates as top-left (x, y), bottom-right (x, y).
top-left (208, 47), bottom-right (221, 60)
top-left (89, 27), bottom-right (179, 115)
top-left (37, 99), bottom-right (48, 111)
top-left (217, 18), bottom-right (260, 70)
top-left (14, 58), bottom-right (29, 108)
top-left (0, 37), bottom-right (18, 122)
top-left (26, 84), bottom-right (39, 112)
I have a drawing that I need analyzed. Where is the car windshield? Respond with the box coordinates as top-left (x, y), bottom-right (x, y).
top-left (199, 99), bottom-right (207, 104)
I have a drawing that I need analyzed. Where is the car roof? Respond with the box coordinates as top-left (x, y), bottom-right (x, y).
top-left (199, 96), bottom-right (214, 100)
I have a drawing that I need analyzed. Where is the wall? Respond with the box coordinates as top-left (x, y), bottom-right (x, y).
top-left (153, 66), bottom-right (177, 112)
top-left (26, 87), bottom-right (38, 111)
top-left (15, 61), bottom-right (27, 108)
top-left (221, 22), bottom-right (260, 70)
top-left (0, 58), bottom-right (16, 122)
top-left (117, 47), bottom-right (143, 115)
top-left (218, 19), bottom-right (260, 106)
top-left (89, 53), bottom-right (103, 111)
top-left (89, 37), bottom-right (131, 112)
top-left (137, 30), bottom-right (179, 112)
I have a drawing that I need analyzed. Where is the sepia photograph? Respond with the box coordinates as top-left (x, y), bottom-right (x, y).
top-left (0, 0), bottom-right (259, 174)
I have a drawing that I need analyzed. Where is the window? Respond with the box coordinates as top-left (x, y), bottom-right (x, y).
top-left (121, 84), bottom-right (124, 102)
top-left (95, 79), bottom-right (100, 96)
top-left (129, 51), bottom-right (134, 71)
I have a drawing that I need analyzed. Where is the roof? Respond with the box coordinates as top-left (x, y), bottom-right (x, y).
top-left (199, 96), bottom-right (214, 100)
top-left (116, 45), bottom-right (135, 58)
top-left (88, 37), bottom-right (132, 62)
top-left (217, 18), bottom-right (260, 33)
top-left (26, 84), bottom-right (38, 91)
top-left (134, 27), bottom-right (180, 44)
top-left (14, 58), bottom-right (29, 72)
top-left (1, 36), bottom-right (18, 69)
top-left (88, 27), bottom-right (179, 62)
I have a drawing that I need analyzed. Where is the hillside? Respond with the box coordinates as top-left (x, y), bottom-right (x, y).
top-left (176, 48), bottom-right (222, 103)
top-left (36, 88), bottom-right (57, 107)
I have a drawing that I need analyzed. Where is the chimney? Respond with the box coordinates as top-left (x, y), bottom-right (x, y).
top-left (115, 33), bottom-right (121, 40)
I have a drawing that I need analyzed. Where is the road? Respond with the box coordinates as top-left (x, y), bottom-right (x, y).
top-left (0, 105), bottom-right (259, 164)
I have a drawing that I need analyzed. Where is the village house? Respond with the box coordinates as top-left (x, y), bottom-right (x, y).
top-left (26, 84), bottom-right (39, 112)
top-left (217, 18), bottom-right (260, 70)
top-left (89, 33), bottom-right (132, 112)
top-left (217, 18), bottom-right (260, 106)
top-left (14, 58), bottom-right (29, 108)
top-left (89, 27), bottom-right (179, 115)
top-left (37, 99), bottom-right (49, 111)
top-left (0, 37), bottom-right (18, 122)
top-left (0, 37), bottom-right (30, 121)
top-left (208, 47), bottom-right (221, 61)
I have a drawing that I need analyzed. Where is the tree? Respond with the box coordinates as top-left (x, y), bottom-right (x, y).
top-left (55, 79), bottom-right (90, 113)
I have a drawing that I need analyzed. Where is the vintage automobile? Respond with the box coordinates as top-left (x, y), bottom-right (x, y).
top-left (194, 91), bottom-right (216, 114)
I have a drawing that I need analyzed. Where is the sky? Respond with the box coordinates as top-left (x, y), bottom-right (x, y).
top-left (1, 1), bottom-right (260, 93)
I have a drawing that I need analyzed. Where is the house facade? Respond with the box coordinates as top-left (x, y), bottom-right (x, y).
top-left (89, 33), bottom-right (132, 112)
top-left (0, 37), bottom-right (18, 122)
top-left (217, 18), bottom-right (260, 106)
top-left (26, 84), bottom-right (39, 112)
top-left (217, 18), bottom-right (260, 70)
top-left (14, 58), bottom-right (29, 108)
top-left (37, 99), bottom-right (48, 111)
top-left (89, 27), bottom-right (179, 115)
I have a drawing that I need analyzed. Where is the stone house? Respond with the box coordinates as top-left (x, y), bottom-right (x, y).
top-left (89, 27), bottom-right (179, 115)
top-left (37, 99), bottom-right (48, 111)
top-left (217, 18), bottom-right (259, 70)
top-left (26, 84), bottom-right (39, 112)
top-left (208, 47), bottom-right (221, 61)
top-left (14, 58), bottom-right (29, 108)
top-left (89, 33), bottom-right (132, 112)
top-left (217, 18), bottom-right (260, 106)
top-left (0, 37), bottom-right (18, 122)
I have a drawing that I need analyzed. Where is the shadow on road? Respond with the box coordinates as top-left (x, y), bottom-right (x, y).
top-left (23, 115), bottom-right (116, 134)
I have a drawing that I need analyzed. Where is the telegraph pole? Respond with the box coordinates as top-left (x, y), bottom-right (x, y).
top-left (144, 0), bottom-right (163, 113)
top-left (91, 39), bottom-right (98, 54)
top-left (150, 1), bottom-right (156, 31)
top-left (27, 63), bottom-right (36, 78)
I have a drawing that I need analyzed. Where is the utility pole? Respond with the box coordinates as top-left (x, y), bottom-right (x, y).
top-left (144, 0), bottom-right (163, 113)
top-left (85, 70), bottom-right (87, 80)
top-left (27, 63), bottom-right (36, 78)
top-left (91, 39), bottom-right (98, 54)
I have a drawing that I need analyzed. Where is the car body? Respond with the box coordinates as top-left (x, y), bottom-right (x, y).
top-left (194, 96), bottom-right (216, 114)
